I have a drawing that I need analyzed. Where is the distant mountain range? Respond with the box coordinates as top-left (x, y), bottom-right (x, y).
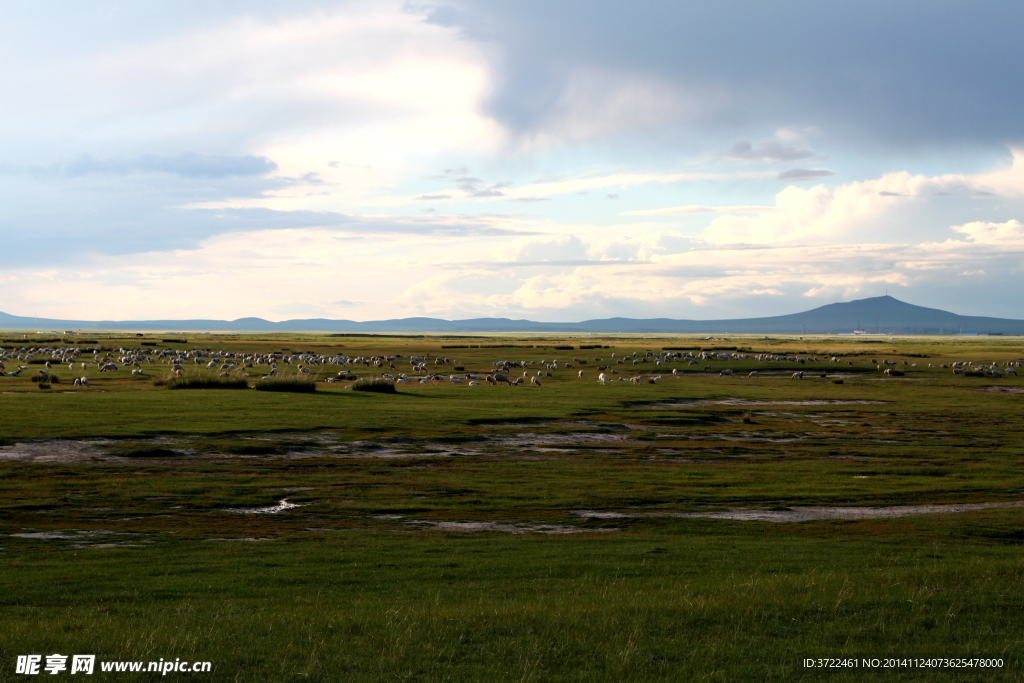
top-left (0, 296), bottom-right (1021, 335)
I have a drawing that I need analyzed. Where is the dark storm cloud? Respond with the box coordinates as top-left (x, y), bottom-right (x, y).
top-left (724, 142), bottom-right (815, 162)
top-left (426, 0), bottom-right (1024, 148)
top-left (778, 168), bottom-right (835, 181)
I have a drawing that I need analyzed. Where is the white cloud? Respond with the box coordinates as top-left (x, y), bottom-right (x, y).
top-left (950, 219), bottom-right (1024, 246)
top-left (621, 205), bottom-right (775, 217)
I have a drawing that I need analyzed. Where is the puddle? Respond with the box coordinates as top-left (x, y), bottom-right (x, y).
top-left (573, 501), bottom-right (1024, 523)
top-left (9, 529), bottom-right (148, 548)
top-left (224, 499), bottom-right (304, 514)
top-left (406, 520), bottom-right (618, 534)
top-left (647, 399), bottom-right (886, 408)
top-left (11, 530), bottom-right (116, 540)
top-left (0, 439), bottom-right (115, 463)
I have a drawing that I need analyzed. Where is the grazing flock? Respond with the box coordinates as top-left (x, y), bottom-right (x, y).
top-left (0, 344), bottom-right (1020, 389)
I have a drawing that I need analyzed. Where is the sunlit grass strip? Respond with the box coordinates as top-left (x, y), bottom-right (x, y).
top-left (351, 379), bottom-right (396, 393)
top-left (253, 375), bottom-right (318, 393)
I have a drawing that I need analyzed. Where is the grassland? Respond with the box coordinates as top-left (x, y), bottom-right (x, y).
top-left (1, 332), bottom-right (1023, 680)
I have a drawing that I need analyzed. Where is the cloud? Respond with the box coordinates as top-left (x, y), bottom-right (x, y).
top-left (63, 152), bottom-right (278, 178)
top-left (950, 219), bottom-right (1024, 246)
top-left (415, 193), bottom-right (452, 200)
top-left (698, 162), bottom-right (1024, 246)
top-left (778, 168), bottom-right (835, 181)
top-left (721, 141), bottom-right (815, 162)
top-left (505, 235), bottom-right (589, 263)
top-left (429, 2), bottom-right (1024, 149)
top-left (622, 205), bottom-right (775, 216)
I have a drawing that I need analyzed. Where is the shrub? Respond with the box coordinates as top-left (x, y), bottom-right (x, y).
top-left (351, 379), bottom-right (396, 394)
top-left (161, 373), bottom-right (249, 390)
top-left (253, 375), bottom-right (317, 393)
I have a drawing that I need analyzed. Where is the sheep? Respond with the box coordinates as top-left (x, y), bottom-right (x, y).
top-left (131, 368), bottom-right (144, 376)
top-left (1007, 368), bottom-right (1018, 376)
top-left (748, 371), bottom-right (759, 378)
top-left (720, 368), bottom-right (733, 376)
top-left (578, 370), bottom-right (584, 378)
top-left (80, 377), bottom-right (89, 386)
top-left (531, 376), bottom-right (541, 386)
top-left (598, 372), bottom-right (607, 385)
top-left (791, 371), bottom-right (804, 379)
top-left (468, 381), bottom-right (480, 386)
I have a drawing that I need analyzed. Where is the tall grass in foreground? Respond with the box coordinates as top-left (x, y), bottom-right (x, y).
top-left (2, 534), bottom-right (1022, 682)
top-left (155, 373), bottom-right (249, 390)
top-left (252, 375), bottom-right (317, 392)
top-left (352, 378), bottom-right (396, 393)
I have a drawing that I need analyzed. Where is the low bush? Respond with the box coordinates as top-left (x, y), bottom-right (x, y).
top-left (160, 374), bottom-right (249, 390)
top-left (253, 375), bottom-right (317, 393)
top-left (351, 379), bottom-right (396, 394)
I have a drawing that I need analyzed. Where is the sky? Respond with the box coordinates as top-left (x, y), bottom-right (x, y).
top-left (2, 0), bottom-right (1023, 322)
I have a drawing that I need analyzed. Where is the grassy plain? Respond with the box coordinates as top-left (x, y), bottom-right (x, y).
top-left (1, 332), bottom-right (1023, 681)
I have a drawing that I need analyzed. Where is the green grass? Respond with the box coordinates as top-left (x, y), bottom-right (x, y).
top-left (1, 332), bottom-right (1023, 680)
top-left (252, 375), bottom-right (317, 392)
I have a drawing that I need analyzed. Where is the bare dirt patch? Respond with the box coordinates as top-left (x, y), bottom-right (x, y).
top-left (979, 386), bottom-right (1024, 395)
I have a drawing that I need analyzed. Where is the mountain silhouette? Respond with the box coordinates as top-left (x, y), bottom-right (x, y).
top-left (0, 296), bottom-right (1020, 334)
